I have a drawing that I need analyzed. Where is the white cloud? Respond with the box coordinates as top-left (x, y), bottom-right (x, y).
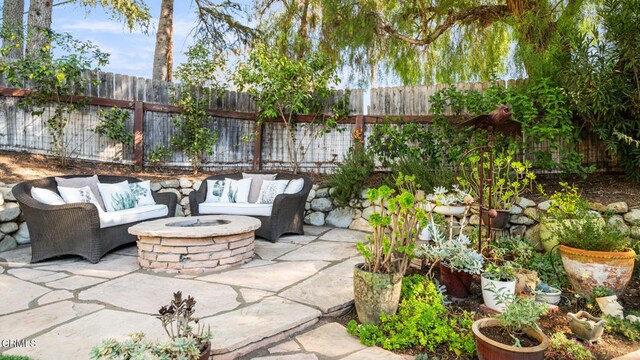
top-left (60, 20), bottom-right (147, 35)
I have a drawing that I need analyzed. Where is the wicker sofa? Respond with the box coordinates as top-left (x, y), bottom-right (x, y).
top-left (12, 175), bottom-right (178, 263)
top-left (189, 172), bottom-right (312, 241)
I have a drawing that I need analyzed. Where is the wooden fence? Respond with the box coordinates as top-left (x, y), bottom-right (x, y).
top-left (0, 73), bottom-right (620, 173)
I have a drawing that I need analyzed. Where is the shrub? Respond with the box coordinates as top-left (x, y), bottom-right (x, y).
top-left (328, 148), bottom-right (375, 207)
top-left (549, 332), bottom-right (594, 360)
top-left (390, 154), bottom-right (454, 194)
top-left (348, 274), bottom-right (476, 357)
top-left (557, 218), bottom-right (629, 252)
top-left (605, 315), bottom-right (640, 342)
top-left (95, 107), bottom-right (134, 146)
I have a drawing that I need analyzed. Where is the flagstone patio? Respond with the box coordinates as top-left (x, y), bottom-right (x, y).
top-left (0, 226), bottom-right (406, 360)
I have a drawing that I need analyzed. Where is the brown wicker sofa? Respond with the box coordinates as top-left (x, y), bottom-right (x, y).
top-left (189, 172), bottom-right (312, 241)
top-left (12, 175), bottom-right (178, 263)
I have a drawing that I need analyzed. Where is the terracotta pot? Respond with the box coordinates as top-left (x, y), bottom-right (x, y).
top-left (481, 208), bottom-right (511, 229)
top-left (472, 318), bottom-right (549, 360)
top-left (353, 263), bottom-right (403, 325)
top-left (440, 263), bottom-right (474, 298)
top-left (559, 245), bottom-right (636, 297)
top-left (198, 341), bottom-right (211, 360)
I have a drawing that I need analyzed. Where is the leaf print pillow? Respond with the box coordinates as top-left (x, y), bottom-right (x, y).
top-left (205, 179), bottom-right (226, 203)
top-left (57, 185), bottom-right (104, 213)
top-left (220, 178), bottom-right (252, 204)
top-left (97, 181), bottom-right (137, 212)
top-left (257, 180), bottom-right (290, 204)
top-left (129, 180), bottom-right (156, 206)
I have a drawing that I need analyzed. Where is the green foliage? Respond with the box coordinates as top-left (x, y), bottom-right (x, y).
top-left (556, 218), bottom-right (629, 252)
top-left (171, 42), bottom-right (224, 173)
top-left (358, 174), bottom-right (427, 274)
top-left (148, 145), bottom-right (172, 164)
top-left (0, 356), bottom-right (33, 360)
top-left (0, 31), bottom-right (108, 167)
top-left (549, 332), bottom-right (595, 360)
top-left (348, 275), bottom-right (476, 357)
top-left (496, 295), bottom-right (548, 340)
top-left (234, 42), bottom-right (348, 173)
top-left (557, 0), bottom-right (640, 180)
top-left (431, 80), bottom-right (593, 176)
top-left (95, 107), bottom-right (134, 146)
top-left (541, 182), bottom-right (590, 220)
top-left (605, 315), bottom-right (640, 342)
top-left (389, 155), bottom-right (455, 193)
top-left (79, 0), bottom-right (151, 32)
top-left (483, 263), bottom-right (516, 282)
top-left (328, 148), bottom-right (375, 207)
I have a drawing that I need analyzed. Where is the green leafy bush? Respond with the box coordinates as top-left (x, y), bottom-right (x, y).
top-left (148, 145), bottom-right (172, 164)
top-left (389, 155), bottom-right (454, 193)
top-left (557, 218), bottom-right (629, 252)
top-left (549, 332), bottom-right (594, 360)
top-left (540, 182), bottom-right (590, 220)
top-left (348, 274), bottom-right (476, 357)
top-left (483, 263), bottom-right (516, 282)
top-left (95, 107), bottom-right (134, 146)
top-left (496, 295), bottom-right (548, 346)
top-left (328, 148), bottom-right (375, 207)
top-left (605, 315), bottom-right (640, 342)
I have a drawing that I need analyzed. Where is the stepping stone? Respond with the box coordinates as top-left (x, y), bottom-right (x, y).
top-left (296, 323), bottom-right (366, 358)
top-left (35, 254), bottom-right (140, 278)
top-left (204, 296), bottom-right (321, 356)
top-left (255, 241), bottom-right (300, 260)
top-left (253, 354), bottom-right (318, 360)
top-left (79, 272), bottom-right (239, 316)
top-left (112, 245), bottom-right (138, 257)
top-left (46, 275), bottom-right (106, 290)
top-left (278, 235), bottom-right (317, 244)
top-left (303, 225), bottom-right (331, 236)
top-left (280, 257), bottom-right (360, 313)
top-left (268, 340), bottom-right (303, 354)
top-left (0, 301), bottom-right (102, 342)
top-left (319, 228), bottom-right (368, 243)
top-left (0, 276), bottom-right (49, 315)
top-left (240, 288), bottom-right (275, 303)
top-left (4, 309), bottom-right (166, 360)
top-left (37, 290), bottom-right (74, 305)
top-left (198, 261), bottom-right (329, 292)
top-left (8, 268), bottom-right (68, 283)
top-left (0, 246), bottom-right (33, 267)
top-left (278, 241), bottom-right (358, 262)
top-left (341, 347), bottom-right (406, 359)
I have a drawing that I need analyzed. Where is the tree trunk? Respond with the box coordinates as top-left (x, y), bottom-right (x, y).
top-left (26, 0), bottom-right (52, 56)
top-left (152, 0), bottom-right (174, 82)
top-left (2, 0), bottom-right (25, 58)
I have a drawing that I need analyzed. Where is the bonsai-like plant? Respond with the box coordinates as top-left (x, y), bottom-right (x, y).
top-left (495, 294), bottom-right (548, 347)
top-left (357, 173), bottom-right (428, 274)
top-left (90, 291), bottom-right (212, 360)
top-left (557, 218), bottom-right (629, 252)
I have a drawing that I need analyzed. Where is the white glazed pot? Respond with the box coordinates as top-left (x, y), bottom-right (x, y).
top-left (481, 274), bottom-right (516, 312)
top-left (536, 288), bottom-right (561, 305)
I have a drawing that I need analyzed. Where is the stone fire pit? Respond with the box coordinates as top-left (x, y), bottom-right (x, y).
top-left (128, 215), bottom-right (261, 274)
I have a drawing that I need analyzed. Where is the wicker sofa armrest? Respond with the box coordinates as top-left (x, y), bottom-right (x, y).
top-left (152, 191), bottom-right (178, 215)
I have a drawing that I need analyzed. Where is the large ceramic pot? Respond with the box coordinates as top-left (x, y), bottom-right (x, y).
top-left (481, 208), bottom-right (511, 229)
top-left (353, 263), bottom-right (403, 325)
top-left (559, 245), bottom-right (636, 297)
top-left (472, 318), bottom-right (549, 360)
top-left (481, 274), bottom-right (516, 312)
top-left (440, 263), bottom-right (474, 298)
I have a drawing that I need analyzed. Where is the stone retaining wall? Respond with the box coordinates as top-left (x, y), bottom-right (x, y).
top-left (2, 179), bottom-right (640, 253)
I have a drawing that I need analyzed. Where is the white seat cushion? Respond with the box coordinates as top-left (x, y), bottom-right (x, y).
top-left (199, 202), bottom-right (273, 217)
top-left (99, 204), bottom-right (168, 228)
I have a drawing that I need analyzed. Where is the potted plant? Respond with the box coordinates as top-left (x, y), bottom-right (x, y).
top-left (481, 262), bottom-right (517, 312)
top-left (353, 174), bottom-right (428, 325)
top-left (425, 185), bottom-right (474, 216)
top-left (535, 283), bottom-right (562, 305)
top-left (556, 218), bottom-right (635, 297)
top-left (539, 182), bottom-right (594, 252)
top-left (472, 294), bottom-right (549, 360)
top-left (90, 291), bottom-right (212, 360)
top-left (459, 150), bottom-right (535, 229)
top-left (421, 214), bottom-right (484, 298)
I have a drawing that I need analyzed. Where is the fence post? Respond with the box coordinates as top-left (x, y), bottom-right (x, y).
top-left (134, 101), bottom-right (144, 167)
top-left (252, 123), bottom-right (263, 170)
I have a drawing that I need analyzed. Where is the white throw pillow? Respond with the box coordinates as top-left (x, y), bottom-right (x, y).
top-left (31, 187), bottom-right (66, 205)
top-left (284, 178), bottom-right (304, 194)
top-left (57, 185), bottom-right (104, 212)
top-left (220, 178), bottom-right (252, 204)
top-left (257, 180), bottom-right (290, 204)
top-left (129, 180), bottom-right (156, 207)
top-left (97, 181), bottom-right (137, 212)
top-left (205, 179), bottom-right (226, 203)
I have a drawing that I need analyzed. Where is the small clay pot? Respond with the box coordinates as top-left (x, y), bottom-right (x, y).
top-left (440, 263), bottom-right (474, 298)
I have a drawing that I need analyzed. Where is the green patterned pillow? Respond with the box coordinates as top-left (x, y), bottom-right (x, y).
top-left (129, 180), bottom-right (156, 207)
top-left (220, 178), bottom-right (252, 203)
top-left (205, 179), bottom-right (226, 203)
top-left (97, 181), bottom-right (137, 212)
top-left (256, 180), bottom-right (290, 204)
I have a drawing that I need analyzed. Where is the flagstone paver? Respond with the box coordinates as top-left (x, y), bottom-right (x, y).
top-left (7, 267), bottom-right (68, 283)
top-left (255, 240), bottom-right (300, 260)
top-left (0, 301), bottom-right (102, 343)
top-left (79, 272), bottom-right (240, 316)
top-left (296, 323), bottom-right (366, 358)
top-left (302, 225), bottom-right (332, 236)
top-left (5, 309), bottom-right (166, 360)
top-left (0, 276), bottom-right (50, 315)
top-left (0, 246), bottom-right (33, 267)
top-left (253, 354), bottom-right (319, 360)
top-left (204, 296), bottom-right (321, 355)
top-left (45, 274), bottom-right (106, 290)
top-left (319, 228), bottom-right (368, 243)
top-left (341, 347), bottom-right (407, 360)
top-left (35, 254), bottom-right (140, 278)
top-left (37, 289), bottom-right (74, 305)
top-left (113, 245), bottom-right (138, 257)
top-left (239, 288), bottom-right (275, 303)
top-left (277, 235), bottom-right (318, 244)
top-left (278, 241), bottom-right (358, 262)
top-left (268, 340), bottom-right (303, 354)
top-left (197, 261), bottom-right (329, 292)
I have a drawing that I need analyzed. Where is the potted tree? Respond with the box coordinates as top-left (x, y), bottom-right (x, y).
top-left (472, 294), bottom-right (549, 360)
top-left (481, 262), bottom-right (517, 312)
top-left (91, 291), bottom-right (212, 360)
top-left (556, 218), bottom-right (635, 297)
top-left (353, 174), bottom-right (428, 325)
top-left (459, 150), bottom-right (535, 229)
top-left (421, 214), bottom-right (484, 298)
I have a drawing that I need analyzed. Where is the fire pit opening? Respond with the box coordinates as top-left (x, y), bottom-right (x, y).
top-left (165, 219), bottom-right (231, 227)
